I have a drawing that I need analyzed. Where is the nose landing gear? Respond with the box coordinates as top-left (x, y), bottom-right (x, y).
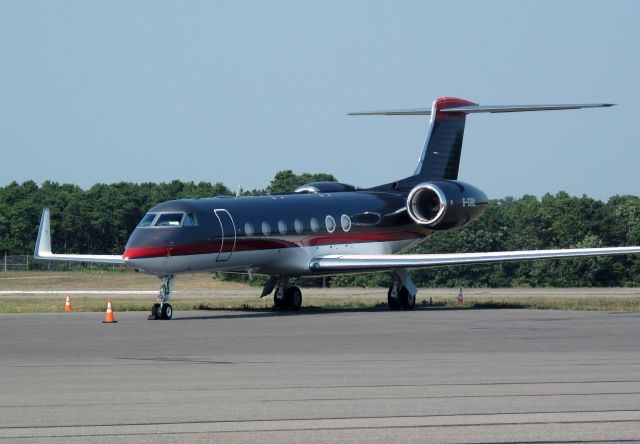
top-left (149, 275), bottom-right (174, 320)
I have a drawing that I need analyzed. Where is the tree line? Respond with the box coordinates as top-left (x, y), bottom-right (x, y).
top-left (1, 171), bottom-right (639, 287)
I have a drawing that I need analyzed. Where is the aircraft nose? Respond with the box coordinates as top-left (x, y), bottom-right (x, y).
top-left (123, 230), bottom-right (169, 260)
top-left (123, 245), bottom-right (169, 260)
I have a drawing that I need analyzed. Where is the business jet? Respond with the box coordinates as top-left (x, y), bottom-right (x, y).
top-left (34, 97), bottom-right (640, 319)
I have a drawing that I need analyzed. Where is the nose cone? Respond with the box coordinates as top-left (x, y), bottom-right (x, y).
top-left (123, 228), bottom-right (170, 260)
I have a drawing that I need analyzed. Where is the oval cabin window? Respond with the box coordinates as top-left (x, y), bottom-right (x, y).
top-left (325, 215), bottom-right (336, 233)
top-left (341, 214), bottom-right (351, 232)
top-left (278, 220), bottom-right (287, 235)
top-left (261, 221), bottom-right (271, 236)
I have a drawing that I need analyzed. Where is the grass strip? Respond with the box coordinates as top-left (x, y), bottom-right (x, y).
top-left (1, 296), bottom-right (640, 313)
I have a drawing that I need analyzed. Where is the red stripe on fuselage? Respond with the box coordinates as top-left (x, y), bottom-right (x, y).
top-left (123, 230), bottom-right (425, 260)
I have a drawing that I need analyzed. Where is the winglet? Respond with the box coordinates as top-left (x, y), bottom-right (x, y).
top-left (34, 208), bottom-right (52, 258)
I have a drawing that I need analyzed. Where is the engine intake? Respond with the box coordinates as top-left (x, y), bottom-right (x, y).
top-left (407, 184), bottom-right (447, 225)
top-left (406, 181), bottom-right (488, 230)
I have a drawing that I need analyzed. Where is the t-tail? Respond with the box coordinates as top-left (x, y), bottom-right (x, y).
top-left (350, 97), bottom-right (615, 190)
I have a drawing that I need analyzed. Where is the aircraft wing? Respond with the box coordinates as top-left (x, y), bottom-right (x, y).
top-left (34, 208), bottom-right (125, 265)
top-left (309, 246), bottom-right (640, 272)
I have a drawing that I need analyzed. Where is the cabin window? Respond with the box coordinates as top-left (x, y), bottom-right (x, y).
top-left (341, 214), bottom-right (351, 232)
top-left (183, 213), bottom-right (198, 227)
top-left (310, 217), bottom-right (320, 233)
top-left (278, 220), bottom-right (287, 235)
top-left (325, 215), bottom-right (336, 233)
top-left (137, 213), bottom-right (157, 228)
top-left (294, 219), bottom-right (303, 234)
top-left (154, 213), bottom-right (183, 227)
top-left (244, 222), bottom-right (254, 236)
top-left (261, 221), bottom-right (271, 236)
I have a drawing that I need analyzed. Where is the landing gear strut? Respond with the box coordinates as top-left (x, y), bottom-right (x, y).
top-left (149, 275), bottom-right (174, 320)
top-left (387, 269), bottom-right (417, 310)
top-left (268, 277), bottom-right (302, 310)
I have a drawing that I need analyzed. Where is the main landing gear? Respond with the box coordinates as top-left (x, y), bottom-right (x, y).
top-left (263, 277), bottom-right (302, 310)
top-left (387, 269), bottom-right (417, 310)
top-left (149, 275), bottom-right (174, 320)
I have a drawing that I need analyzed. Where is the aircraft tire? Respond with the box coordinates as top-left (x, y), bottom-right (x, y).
top-left (274, 294), bottom-right (286, 310)
top-left (285, 286), bottom-right (302, 311)
top-left (149, 303), bottom-right (161, 320)
top-left (399, 287), bottom-right (416, 310)
top-left (161, 303), bottom-right (173, 320)
top-left (387, 288), bottom-right (400, 310)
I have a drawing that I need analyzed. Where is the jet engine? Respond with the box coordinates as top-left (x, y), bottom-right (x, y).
top-left (406, 181), bottom-right (487, 230)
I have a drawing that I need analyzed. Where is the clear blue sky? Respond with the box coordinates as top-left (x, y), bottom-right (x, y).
top-left (0, 0), bottom-right (637, 200)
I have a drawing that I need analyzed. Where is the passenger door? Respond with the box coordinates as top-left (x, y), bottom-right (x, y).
top-left (213, 209), bottom-right (236, 261)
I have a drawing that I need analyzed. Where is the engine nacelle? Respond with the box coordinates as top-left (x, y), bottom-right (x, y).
top-left (407, 181), bottom-right (488, 230)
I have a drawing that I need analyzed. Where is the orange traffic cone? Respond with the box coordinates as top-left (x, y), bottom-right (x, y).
top-left (102, 300), bottom-right (117, 323)
top-left (64, 293), bottom-right (73, 312)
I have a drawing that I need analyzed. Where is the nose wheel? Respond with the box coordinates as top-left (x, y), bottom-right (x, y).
top-left (150, 302), bottom-right (173, 320)
top-left (149, 275), bottom-right (174, 320)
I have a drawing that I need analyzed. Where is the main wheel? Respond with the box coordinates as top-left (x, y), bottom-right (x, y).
top-left (274, 293), bottom-right (286, 310)
top-left (399, 287), bottom-right (416, 310)
top-left (387, 287), bottom-right (400, 310)
top-left (285, 286), bottom-right (302, 310)
top-left (161, 303), bottom-right (173, 320)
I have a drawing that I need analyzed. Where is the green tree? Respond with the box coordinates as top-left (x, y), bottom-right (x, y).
top-left (266, 170), bottom-right (337, 193)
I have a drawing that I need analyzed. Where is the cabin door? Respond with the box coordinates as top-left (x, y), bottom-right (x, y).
top-left (213, 209), bottom-right (236, 261)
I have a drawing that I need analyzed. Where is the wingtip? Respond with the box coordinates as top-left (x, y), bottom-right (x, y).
top-left (34, 208), bottom-right (52, 257)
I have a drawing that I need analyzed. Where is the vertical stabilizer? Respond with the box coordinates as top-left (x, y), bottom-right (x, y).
top-left (414, 97), bottom-right (476, 181)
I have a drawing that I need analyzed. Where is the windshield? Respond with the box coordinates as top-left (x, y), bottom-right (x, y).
top-left (137, 213), bottom-right (157, 228)
top-left (183, 213), bottom-right (198, 227)
top-left (154, 213), bottom-right (184, 227)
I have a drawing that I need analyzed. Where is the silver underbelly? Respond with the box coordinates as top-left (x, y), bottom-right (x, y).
top-left (126, 239), bottom-right (419, 276)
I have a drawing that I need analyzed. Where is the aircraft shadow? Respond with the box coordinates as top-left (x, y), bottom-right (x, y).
top-left (171, 305), bottom-right (486, 321)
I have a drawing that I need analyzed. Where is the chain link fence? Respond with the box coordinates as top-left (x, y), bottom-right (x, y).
top-left (1, 254), bottom-right (120, 272)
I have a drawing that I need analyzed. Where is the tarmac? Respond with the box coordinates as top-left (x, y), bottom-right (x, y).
top-left (1, 307), bottom-right (640, 443)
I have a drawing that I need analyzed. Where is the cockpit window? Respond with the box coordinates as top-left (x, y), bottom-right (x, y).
top-left (183, 213), bottom-right (198, 227)
top-left (154, 213), bottom-right (184, 227)
top-left (137, 213), bottom-right (157, 228)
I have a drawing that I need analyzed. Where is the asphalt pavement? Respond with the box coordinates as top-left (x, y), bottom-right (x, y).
top-left (1, 307), bottom-right (640, 443)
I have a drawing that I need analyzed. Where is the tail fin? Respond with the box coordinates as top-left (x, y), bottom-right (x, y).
top-left (414, 97), bottom-right (475, 180)
top-left (350, 98), bottom-right (614, 187)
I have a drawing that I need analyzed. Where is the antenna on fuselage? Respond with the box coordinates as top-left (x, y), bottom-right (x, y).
top-left (235, 185), bottom-right (242, 197)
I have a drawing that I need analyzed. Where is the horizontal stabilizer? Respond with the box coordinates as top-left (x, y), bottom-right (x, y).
top-left (34, 208), bottom-right (125, 265)
top-left (348, 103), bottom-right (614, 116)
top-left (309, 246), bottom-right (640, 272)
